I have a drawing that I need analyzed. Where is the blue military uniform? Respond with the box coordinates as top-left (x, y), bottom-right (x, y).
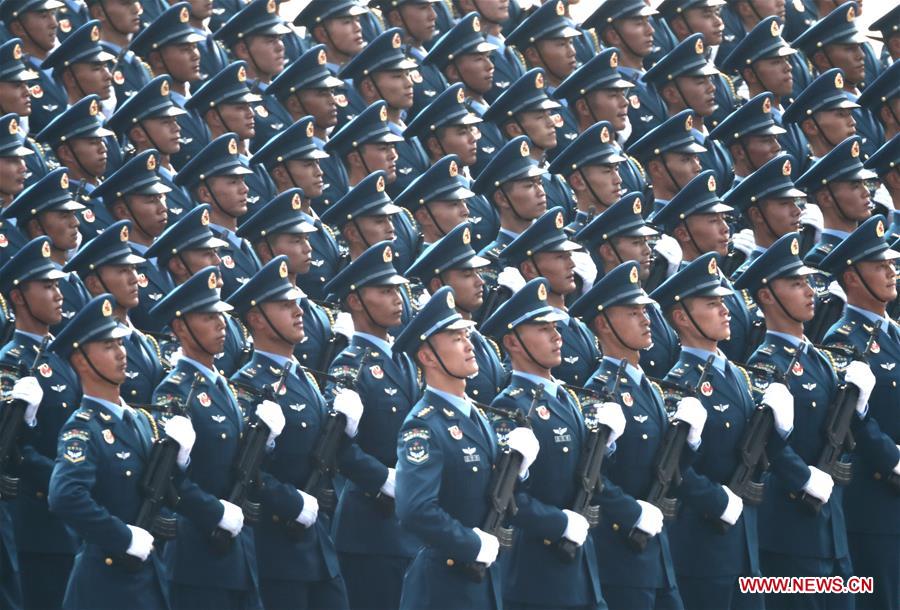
top-left (101, 38), bottom-right (152, 109)
top-left (569, 264), bottom-right (683, 610)
top-left (0, 237), bottom-right (81, 610)
top-left (819, 216), bottom-right (900, 610)
top-left (575, 193), bottom-right (680, 379)
top-left (46, 295), bottom-right (169, 610)
top-left (1, 168), bottom-right (92, 335)
top-left (0, 113), bottom-right (36, 268)
top-left (709, 92), bottom-right (787, 182)
top-left (13, 21), bottom-right (68, 135)
top-left (149, 268), bottom-right (262, 610)
top-left (866, 135), bottom-right (900, 243)
top-left (226, 256), bottom-right (350, 609)
top-left (858, 58), bottom-right (900, 154)
top-left (406, 222), bottom-right (509, 403)
top-left (321, 242), bottom-right (423, 610)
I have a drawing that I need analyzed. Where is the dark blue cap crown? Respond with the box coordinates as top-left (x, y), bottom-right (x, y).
top-left (404, 83), bottom-right (482, 140)
top-left (36, 94), bottom-right (114, 145)
top-left (643, 33), bottom-right (719, 86)
top-left (795, 135), bottom-right (875, 191)
top-left (267, 45), bottom-right (345, 101)
top-left (501, 206), bottom-right (581, 267)
top-left (570, 260), bottom-right (654, 321)
top-left (130, 3), bottom-right (206, 57)
top-left (214, 0), bottom-right (290, 47)
top-left (50, 293), bottom-right (131, 358)
top-left (227, 255), bottom-right (304, 317)
top-left (236, 189), bottom-right (318, 242)
top-left (250, 115), bottom-right (329, 170)
top-left (42, 20), bottom-right (114, 73)
top-left (650, 170), bottom-right (733, 232)
top-left (857, 59), bottom-right (900, 112)
top-left (819, 215), bottom-right (900, 275)
top-left (480, 277), bottom-right (566, 338)
top-left (575, 192), bottom-right (658, 249)
top-left (64, 220), bottom-right (145, 276)
top-left (186, 61), bottom-right (262, 112)
top-left (582, 0), bottom-right (656, 31)
top-left (144, 204), bottom-right (228, 263)
top-left (149, 265), bottom-right (233, 322)
top-left (472, 136), bottom-right (545, 196)
top-left (394, 155), bottom-right (474, 210)
top-left (720, 16), bottom-right (795, 74)
top-left (650, 252), bottom-right (733, 311)
top-left (708, 92), bottom-right (786, 144)
top-left (547, 120), bottom-right (626, 175)
top-left (0, 236), bottom-right (65, 294)
top-left (323, 240), bottom-right (407, 298)
top-left (393, 286), bottom-right (475, 354)
top-left (339, 28), bottom-right (418, 81)
top-left (864, 134), bottom-right (900, 178)
top-left (320, 170), bottom-right (402, 227)
top-left (174, 133), bottom-right (253, 188)
top-left (0, 38), bottom-right (38, 82)
top-left (106, 76), bottom-right (186, 135)
top-left (733, 232), bottom-right (816, 293)
top-left (553, 47), bottom-right (635, 104)
top-left (627, 109), bottom-right (707, 161)
top-left (91, 150), bottom-right (171, 205)
top-left (405, 222), bottom-right (490, 284)
top-left (325, 100), bottom-right (404, 158)
top-left (506, 0), bottom-right (581, 48)
top-left (293, 0), bottom-right (368, 28)
top-left (0, 113), bottom-right (33, 158)
top-left (424, 13), bottom-right (497, 70)
top-left (2, 168), bottom-right (85, 222)
top-left (792, 1), bottom-right (867, 55)
top-left (483, 68), bottom-right (560, 124)
top-left (782, 68), bottom-right (859, 124)
top-left (723, 153), bottom-right (805, 211)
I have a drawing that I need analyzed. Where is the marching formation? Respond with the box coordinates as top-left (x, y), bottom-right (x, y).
top-left (0, 0), bottom-right (898, 609)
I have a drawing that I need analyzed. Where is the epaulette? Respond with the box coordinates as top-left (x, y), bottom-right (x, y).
top-left (733, 364), bottom-right (753, 393)
top-left (399, 206), bottom-right (416, 227)
top-left (445, 0), bottom-right (458, 18)
top-left (509, 387), bottom-right (525, 397)
top-left (719, 72), bottom-right (737, 100)
top-left (416, 405), bottom-right (435, 419)
top-left (740, 288), bottom-right (757, 310)
top-left (320, 222), bottom-right (337, 240)
top-left (304, 370), bottom-right (320, 391)
top-left (512, 48), bottom-right (527, 69)
top-left (0, 292), bottom-right (7, 317)
top-left (137, 408), bottom-right (159, 441)
top-left (627, 155), bottom-right (646, 180)
top-left (757, 343), bottom-right (777, 357)
top-left (75, 408), bottom-right (94, 421)
top-left (819, 346), bottom-right (839, 372)
top-left (168, 370), bottom-right (186, 384)
top-left (667, 363), bottom-right (689, 381)
top-left (563, 385), bottom-right (581, 408)
top-left (833, 320), bottom-right (855, 336)
top-left (649, 380), bottom-right (664, 398)
top-left (143, 331), bottom-right (162, 363)
top-left (231, 314), bottom-right (250, 342)
top-left (240, 364), bottom-right (260, 379)
top-left (486, 335), bottom-right (503, 361)
top-left (587, 28), bottom-right (601, 53)
top-left (440, 406), bottom-right (455, 419)
top-left (592, 371), bottom-right (609, 385)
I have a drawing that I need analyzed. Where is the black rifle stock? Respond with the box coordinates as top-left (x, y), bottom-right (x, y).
top-left (800, 327), bottom-right (880, 514)
top-left (0, 337), bottom-right (49, 499)
top-left (628, 356), bottom-right (715, 551)
top-left (805, 294), bottom-right (844, 344)
top-left (553, 362), bottom-right (626, 563)
top-left (721, 247), bottom-right (747, 279)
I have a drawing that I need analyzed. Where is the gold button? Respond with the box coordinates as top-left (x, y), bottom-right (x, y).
top-left (126, 470), bottom-right (132, 477)
top-left (472, 466), bottom-right (478, 472)
top-left (893, 381), bottom-right (897, 388)
top-left (612, 523), bottom-right (620, 532)
top-left (811, 402), bottom-right (816, 408)
top-left (221, 433), bottom-right (227, 439)
top-left (131, 390), bottom-right (137, 396)
top-left (446, 559), bottom-right (455, 567)
top-left (874, 472), bottom-right (882, 480)
top-left (642, 433), bottom-right (648, 440)
top-left (301, 422), bottom-right (307, 428)
top-left (62, 402), bottom-right (68, 408)
top-left (543, 539), bottom-right (551, 546)
top-left (562, 446), bottom-right (569, 453)
top-left (473, 389), bottom-right (479, 396)
top-left (105, 558), bottom-right (113, 566)
top-left (789, 493), bottom-right (797, 500)
top-left (35, 491), bottom-right (44, 499)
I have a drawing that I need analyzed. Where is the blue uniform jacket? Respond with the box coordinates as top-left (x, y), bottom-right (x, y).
top-left (554, 313), bottom-right (601, 386)
top-left (131, 251), bottom-right (176, 333)
top-left (466, 329), bottom-right (509, 405)
top-left (641, 302), bottom-right (681, 380)
top-left (296, 215), bottom-right (344, 302)
top-left (121, 328), bottom-right (166, 406)
top-left (53, 273), bottom-right (92, 336)
top-left (210, 226), bottom-right (263, 299)
top-left (102, 41), bottom-right (152, 108)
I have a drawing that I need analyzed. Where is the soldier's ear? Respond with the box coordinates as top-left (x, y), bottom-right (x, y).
top-left (573, 98), bottom-right (591, 124)
top-left (311, 24), bottom-right (329, 46)
top-left (427, 276), bottom-right (443, 294)
top-left (88, 2), bottom-right (104, 21)
top-left (502, 120), bottom-right (523, 140)
top-left (519, 259), bottom-right (537, 280)
top-left (424, 135), bottom-right (443, 161)
top-left (83, 273), bottom-right (103, 296)
top-left (566, 169), bottom-right (585, 192)
top-left (232, 40), bottom-right (250, 63)
top-left (669, 16), bottom-right (691, 40)
top-left (658, 82), bottom-right (682, 108)
top-left (523, 46), bottom-right (541, 68)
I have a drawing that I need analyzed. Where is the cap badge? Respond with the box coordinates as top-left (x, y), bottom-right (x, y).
top-left (472, 16), bottom-right (481, 31)
top-left (685, 113), bottom-right (693, 131)
top-left (376, 174), bottom-right (386, 192)
top-left (520, 140), bottom-right (530, 157)
top-left (237, 65), bottom-right (247, 82)
top-left (555, 212), bottom-right (564, 229)
top-left (306, 120), bottom-right (314, 138)
top-left (200, 207), bottom-right (210, 225)
top-left (456, 87), bottom-right (465, 103)
top-left (383, 245), bottom-right (393, 262)
top-left (790, 237), bottom-right (800, 255)
top-left (708, 257), bottom-right (718, 275)
top-left (90, 24), bottom-right (100, 41)
top-left (160, 79), bottom-right (170, 96)
top-left (279, 260), bottom-right (288, 278)
top-left (694, 38), bottom-right (704, 55)
top-left (609, 51), bottom-right (618, 68)
top-left (876, 220), bottom-right (885, 238)
top-left (850, 140), bottom-right (860, 158)
top-left (89, 99), bottom-right (99, 116)
top-left (179, 6), bottom-right (190, 22)
top-left (8, 118), bottom-right (17, 134)
top-left (12, 43), bottom-right (22, 60)
top-left (317, 49), bottom-right (327, 65)
top-left (41, 240), bottom-right (51, 258)
top-left (629, 265), bottom-right (639, 284)
top-left (266, 0), bottom-right (276, 13)
top-left (535, 72), bottom-right (544, 89)
top-left (834, 72), bottom-right (844, 89)
top-left (462, 226), bottom-right (471, 244)
top-left (770, 20), bottom-right (781, 37)
top-left (101, 299), bottom-right (113, 317)
top-left (633, 196), bottom-right (642, 214)
top-left (846, 5), bottom-right (855, 21)
top-left (60, 172), bottom-right (69, 190)
top-left (379, 104), bottom-right (388, 122)
top-left (555, 1), bottom-right (564, 16)
top-left (146, 154), bottom-right (157, 170)
top-left (228, 138), bottom-right (238, 155)
top-left (120, 225), bottom-right (129, 242)
top-left (537, 282), bottom-right (547, 300)
top-left (207, 271), bottom-right (218, 289)
top-left (392, 32), bottom-right (402, 49)
top-left (600, 125), bottom-right (610, 143)
top-left (782, 159), bottom-right (792, 176)
top-left (762, 96), bottom-right (771, 113)
top-left (446, 291), bottom-right (455, 309)
top-left (707, 175), bottom-right (716, 192)
top-left (449, 160), bottom-right (458, 177)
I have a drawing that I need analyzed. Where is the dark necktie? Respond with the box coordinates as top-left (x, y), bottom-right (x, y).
top-left (123, 409), bottom-right (148, 454)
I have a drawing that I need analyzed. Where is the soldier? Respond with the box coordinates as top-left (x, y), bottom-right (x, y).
top-left (247, 117), bottom-right (342, 299)
top-left (500, 207), bottom-right (599, 386)
top-left (0, 113), bottom-right (33, 210)
top-left (393, 286), bottom-right (536, 610)
top-left (650, 170), bottom-right (761, 362)
top-left (174, 133), bottom-right (262, 298)
top-left (87, 0), bottom-right (151, 107)
top-left (869, 5), bottom-right (900, 68)
top-left (865, 136), bottom-right (900, 241)
top-left (405, 222), bottom-right (509, 403)
top-left (858, 59), bottom-right (900, 144)
top-left (320, 241), bottom-right (423, 610)
top-left (718, 0), bottom-right (799, 70)
top-left (736, 232), bottom-right (882, 610)
top-left (818, 216), bottom-right (900, 610)
top-left (0, 237), bottom-right (80, 610)
top-left (649, 252), bottom-right (785, 610)
top-left (64, 220), bottom-right (165, 405)
top-left (1, 168), bottom-right (91, 334)
top-left (104, 75), bottom-right (195, 221)
top-left (143, 204), bottom-right (250, 377)
top-left (227, 256), bottom-right (363, 610)
top-left (150, 267), bottom-right (285, 610)
top-left (46, 294), bottom-right (196, 610)
top-left (709, 92), bottom-right (785, 186)
top-left (40, 20), bottom-right (115, 116)
top-left (572, 261), bottom-right (698, 610)
top-left (574, 192), bottom-right (679, 378)
top-left (453, 0), bottom-right (526, 102)
top-left (476, 276), bottom-right (620, 610)
top-left (174, 0), bottom-right (229, 84)
top-left (235, 189), bottom-right (341, 374)
top-left (292, 0), bottom-right (369, 73)
top-left (782, 68), bottom-right (858, 162)
top-left (35, 95), bottom-right (117, 238)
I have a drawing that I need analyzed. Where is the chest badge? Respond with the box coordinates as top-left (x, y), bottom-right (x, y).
top-left (881, 362), bottom-right (895, 370)
top-left (791, 361), bottom-right (804, 376)
top-left (621, 392), bottom-right (634, 407)
top-left (448, 425), bottom-right (463, 440)
top-left (102, 429), bottom-right (115, 445)
top-left (713, 404), bottom-right (729, 412)
top-left (197, 392), bottom-right (212, 407)
top-left (369, 365), bottom-right (384, 379)
top-left (633, 415), bottom-right (648, 423)
top-left (700, 381), bottom-right (713, 397)
top-left (870, 341), bottom-right (880, 354)
top-left (38, 363), bottom-right (53, 378)
top-left (801, 382), bottom-right (817, 391)
top-left (462, 447), bottom-right (480, 462)
top-left (116, 451), bottom-right (130, 460)
top-left (536, 405), bottom-right (551, 420)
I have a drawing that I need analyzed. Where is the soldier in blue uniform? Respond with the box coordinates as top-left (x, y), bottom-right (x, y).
top-left (227, 256), bottom-right (362, 610)
top-left (174, 133), bottom-right (263, 298)
top-left (735, 231), bottom-right (883, 610)
top-left (792, 2), bottom-right (883, 159)
top-left (64, 220), bottom-right (165, 405)
top-left (571, 261), bottom-right (695, 610)
top-left (53, 0), bottom-right (89, 42)
top-left (150, 267), bottom-right (285, 610)
top-left (819, 216), bottom-right (900, 610)
top-left (869, 4), bottom-right (900, 69)
top-left (1, 0), bottom-right (70, 135)
top-left (0, 113), bottom-right (35, 216)
top-left (651, 170), bottom-right (762, 362)
top-left (393, 286), bottom-right (535, 610)
top-left (501, 207), bottom-right (599, 386)
top-left (47, 294), bottom-right (197, 610)
top-left (128, 4), bottom-right (209, 170)
top-left (143, 204), bottom-right (251, 377)
top-left (405, 222), bottom-right (508, 403)
top-left (709, 92), bottom-right (785, 185)
top-left (0, 39), bottom-right (51, 188)
top-left (291, 0), bottom-right (369, 74)
top-left (865, 136), bottom-right (900, 241)
top-left (320, 241), bottom-right (423, 610)
top-left (235, 189), bottom-right (340, 373)
top-left (642, 33), bottom-right (735, 190)
top-left (575, 192), bottom-right (680, 379)
top-left (40, 20), bottom-right (115, 116)
top-left (0, 237), bottom-right (80, 610)
top-left (858, 58), bottom-right (900, 148)
top-left (477, 276), bottom-right (620, 610)
top-left (92, 150), bottom-right (173, 331)
top-left (651, 252), bottom-right (789, 610)
top-left (214, 0), bottom-right (295, 156)
top-left (176, 0), bottom-right (229, 85)
top-left (1, 168), bottom-right (91, 335)
top-left (36, 95), bottom-right (118, 239)
top-left (402, 84), bottom-right (499, 253)
top-left (87, 0), bottom-right (151, 108)
top-left (248, 116), bottom-right (343, 301)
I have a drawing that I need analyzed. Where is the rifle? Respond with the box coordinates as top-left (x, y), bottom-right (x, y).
top-left (0, 337), bottom-right (49, 500)
top-left (798, 223), bottom-right (817, 258)
top-left (209, 366), bottom-right (289, 554)
top-left (554, 361), bottom-right (626, 563)
top-left (713, 349), bottom-right (803, 534)
top-left (120, 374), bottom-right (203, 571)
top-left (628, 356), bottom-right (715, 552)
top-left (475, 284), bottom-right (513, 326)
top-left (643, 256), bottom-right (668, 294)
top-left (805, 293), bottom-right (844, 344)
top-left (721, 247), bottom-right (747, 279)
top-left (460, 387), bottom-right (542, 583)
top-left (800, 327), bottom-right (880, 514)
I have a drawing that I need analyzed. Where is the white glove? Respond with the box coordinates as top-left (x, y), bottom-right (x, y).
top-left (720, 486), bottom-right (744, 525)
top-left (571, 250), bottom-right (598, 293)
top-left (295, 489), bottom-right (319, 528)
top-left (827, 280), bottom-right (847, 303)
top-left (653, 234), bottom-right (682, 276)
top-left (844, 361), bottom-right (876, 416)
top-left (333, 311), bottom-right (355, 340)
top-left (674, 397), bottom-right (707, 447)
top-left (256, 400), bottom-right (286, 444)
top-left (167, 346), bottom-right (184, 368)
top-left (799, 203), bottom-right (824, 234)
top-left (894, 446), bottom-right (900, 476)
top-left (380, 467), bottom-right (396, 498)
top-left (473, 527), bottom-right (500, 566)
top-left (497, 266), bottom-right (526, 292)
top-left (11, 376), bottom-right (42, 426)
top-left (125, 525), bottom-right (154, 562)
top-left (761, 382), bottom-right (794, 436)
top-left (731, 229), bottom-right (756, 257)
top-left (506, 426), bottom-right (540, 477)
top-left (594, 402), bottom-right (626, 447)
top-left (802, 466), bottom-right (834, 504)
top-left (163, 415), bottom-right (196, 468)
top-left (415, 288), bottom-right (432, 310)
top-left (561, 509), bottom-right (589, 546)
top-left (634, 500), bottom-right (664, 537)
top-left (333, 388), bottom-right (364, 438)
top-left (218, 500), bottom-right (244, 537)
